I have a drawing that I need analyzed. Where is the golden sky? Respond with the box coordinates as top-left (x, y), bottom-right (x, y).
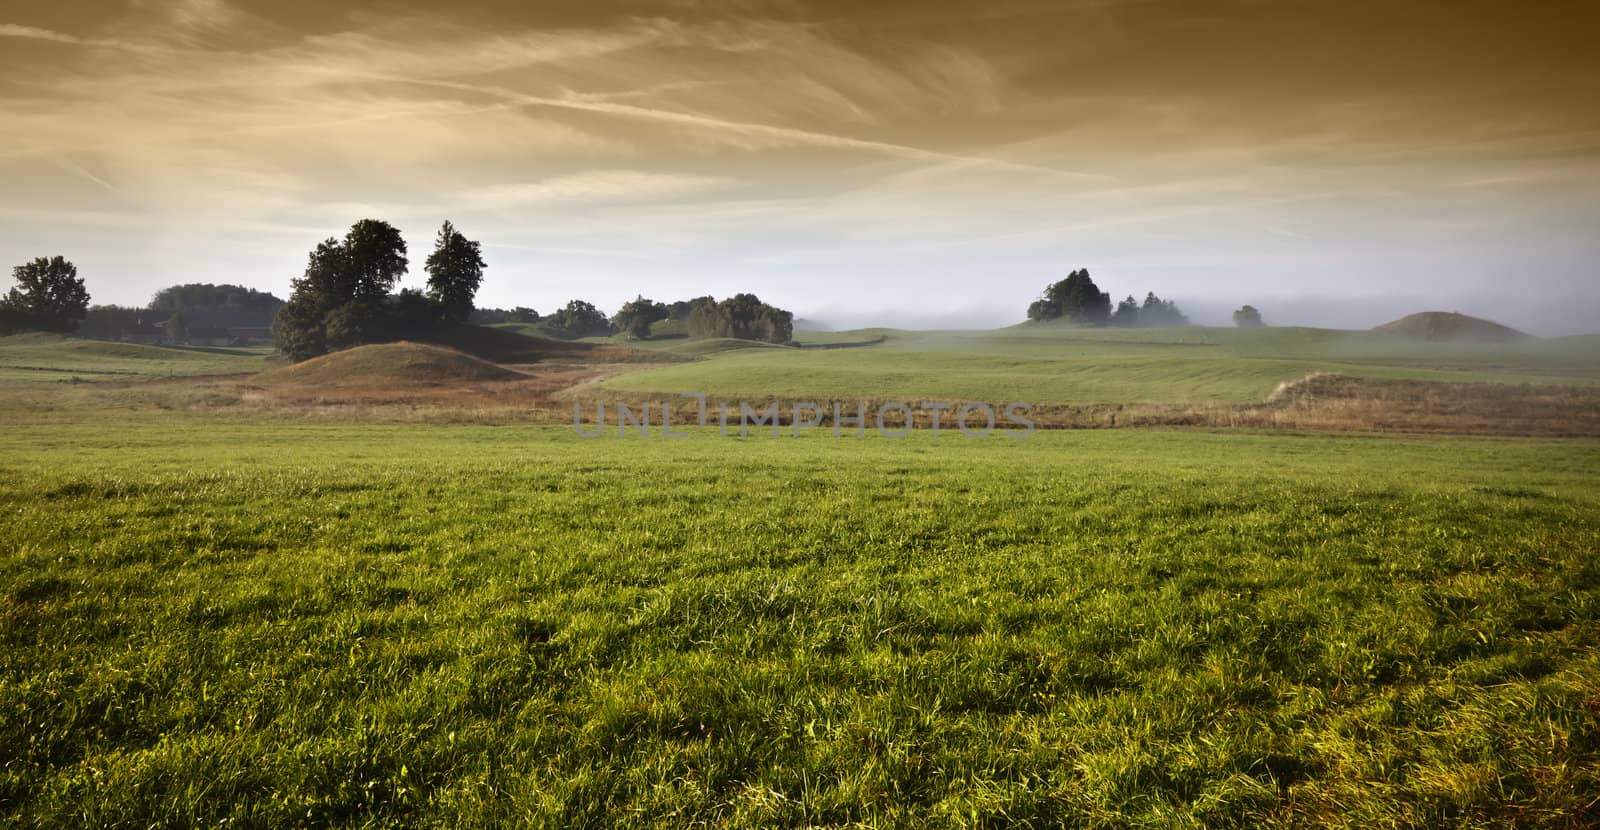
top-left (3, 0), bottom-right (1598, 330)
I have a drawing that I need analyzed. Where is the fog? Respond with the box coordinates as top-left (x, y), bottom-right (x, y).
top-left (796, 292), bottom-right (1599, 337)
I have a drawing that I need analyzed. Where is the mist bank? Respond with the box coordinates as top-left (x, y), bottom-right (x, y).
top-left (800, 293), bottom-right (1599, 337)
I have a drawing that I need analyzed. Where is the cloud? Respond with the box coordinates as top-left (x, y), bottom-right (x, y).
top-left (0, 22), bottom-right (153, 52)
top-left (457, 170), bottom-right (741, 210)
top-left (0, 23), bottom-right (83, 43)
top-left (0, 0), bottom-right (1596, 329)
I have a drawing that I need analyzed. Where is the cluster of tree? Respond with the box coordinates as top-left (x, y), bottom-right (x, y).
top-left (612, 296), bottom-right (666, 339)
top-left (1110, 292), bottom-right (1189, 327)
top-left (688, 294), bottom-right (794, 343)
top-left (1028, 269), bottom-right (1110, 324)
top-left (544, 300), bottom-right (613, 338)
top-left (274, 219), bottom-right (486, 361)
top-left (1027, 269), bottom-right (1190, 328)
top-left (666, 296), bottom-right (713, 321)
top-left (77, 284), bottom-right (287, 343)
top-left (1233, 305), bottom-right (1266, 327)
top-left (611, 296), bottom-right (717, 339)
top-left (0, 256), bottom-right (90, 334)
top-left (149, 284), bottom-right (283, 315)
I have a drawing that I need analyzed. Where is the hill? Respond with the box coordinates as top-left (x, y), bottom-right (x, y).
top-left (1373, 311), bottom-right (1528, 342)
top-left (262, 342), bottom-right (528, 388)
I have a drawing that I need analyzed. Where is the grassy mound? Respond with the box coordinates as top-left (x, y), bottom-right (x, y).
top-left (1373, 311), bottom-right (1527, 342)
top-left (264, 342), bottom-right (528, 388)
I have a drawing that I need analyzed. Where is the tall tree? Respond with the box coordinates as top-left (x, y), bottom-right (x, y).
top-left (1233, 305), bottom-right (1265, 327)
top-left (2, 256), bottom-right (90, 332)
top-left (424, 221), bottom-right (486, 322)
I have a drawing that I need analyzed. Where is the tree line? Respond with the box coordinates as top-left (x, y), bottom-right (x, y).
top-left (1027, 269), bottom-right (1267, 328)
top-left (272, 218), bottom-right (796, 359)
top-left (4, 247), bottom-right (1273, 350)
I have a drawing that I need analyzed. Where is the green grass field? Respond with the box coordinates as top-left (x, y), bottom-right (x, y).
top-left (3, 418), bottom-right (1599, 827)
top-left (0, 334), bottom-right (269, 383)
top-left (601, 326), bottom-right (1600, 404)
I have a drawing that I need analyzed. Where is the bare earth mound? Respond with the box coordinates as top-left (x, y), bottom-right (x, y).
top-left (264, 342), bottom-right (529, 389)
top-left (1373, 311), bottom-right (1528, 342)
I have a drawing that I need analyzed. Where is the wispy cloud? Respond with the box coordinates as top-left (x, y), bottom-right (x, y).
top-left (458, 170), bottom-right (741, 210)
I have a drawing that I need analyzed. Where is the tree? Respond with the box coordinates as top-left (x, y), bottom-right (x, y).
top-left (424, 221), bottom-right (486, 323)
top-left (613, 296), bottom-right (667, 339)
top-left (273, 220), bottom-right (411, 360)
top-left (1112, 295), bottom-right (1140, 327)
top-left (1029, 269), bottom-right (1110, 324)
top-left (342, 219), bottom-right (408, 305)
top-left (1233, 305), bottom-right (1265, 328)
top-left (271, 293), bottom-right (327, 362)
top-left (2, 256), bottom-right (90, 332)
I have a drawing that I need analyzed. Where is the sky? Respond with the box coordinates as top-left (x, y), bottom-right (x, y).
top-left (2, 0), bottom-right (1597, 333)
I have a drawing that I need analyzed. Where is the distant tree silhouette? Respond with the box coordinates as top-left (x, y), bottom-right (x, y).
top-left (150, 284), bottom-right (282, 316)
top-left (1233, 305), bottom-right (1265, 327)
top-left (1028, 269), bottom-right (1110, 324)
top-left (666, 296), bottom-right (714, 321)
top-left (613, 296), bottom-right (668, 339)
top-left (76, 305), bottom-right (153, 341)
top-left (469, 307), bottom-right (539, 325)
top-left (1112, 295), bottom-right (1140, 327)
top-left (1, 256), bottom-right (89, 333)
top-left (1139, 292), bottom-right (1189, 327)
top-left (424, 221), bottom-right (486, 323)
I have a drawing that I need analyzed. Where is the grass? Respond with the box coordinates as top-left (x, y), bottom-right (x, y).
top-left (3, 420), bottom-right (1598, 827)
top-left (0, 333), bottom-right (270, 382)
top-left (600, 326), bottom-right (1600, 405)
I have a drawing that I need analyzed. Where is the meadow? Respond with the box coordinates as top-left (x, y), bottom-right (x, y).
top-left (600, 326), bottom-right (1600, 405)
top-left (3, 416), bottom-right (1599, 827)
top-left (3, 327), bottom-right (1600, 827)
